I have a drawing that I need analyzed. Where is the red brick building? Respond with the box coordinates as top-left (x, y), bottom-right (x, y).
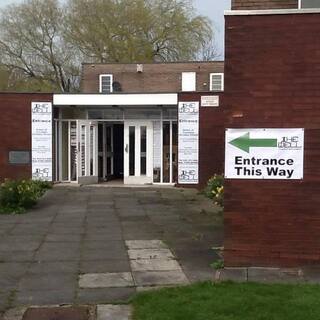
top-left (0, 62), bottom-right (225, 188)
top-left (0, 93), bottom-right (53, 182)
top-left (224, 0), bottom-right (320, 267)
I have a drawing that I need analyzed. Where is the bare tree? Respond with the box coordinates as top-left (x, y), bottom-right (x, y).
top-left (0, 0), bottom-right (217, 91)
top-left (0, 0), bottom-right (81, 92)
top-left (65, 0), bottom-right (215, 63)
top-left (199, 39), bottom-right (222, 61)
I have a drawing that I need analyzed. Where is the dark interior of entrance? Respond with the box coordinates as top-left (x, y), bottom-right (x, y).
top-left (98, 123), bottom-right (124, 181)
top-left (113, 124), bottom-right (124, 179)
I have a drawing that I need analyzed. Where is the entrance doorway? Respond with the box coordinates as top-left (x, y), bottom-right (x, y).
top-left (98, 123), bottom-right (124, 182)
top-left (55, 120), bottom-right (98, 184)
top-left (55, 107), bottom-right (178, 185)
top-left (124, 121), bottom-right (153, 184)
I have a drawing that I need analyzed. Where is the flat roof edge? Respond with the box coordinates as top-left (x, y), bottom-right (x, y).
top-left (81, 61), bottom-right (225, 65)
top-left (225, 8), bottom-right (320, 16)
top-left (53, 93), bottom-right (178, 106)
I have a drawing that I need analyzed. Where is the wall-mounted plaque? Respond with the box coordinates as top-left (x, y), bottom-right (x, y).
top-left (9, 151), bottom-right (30, 165)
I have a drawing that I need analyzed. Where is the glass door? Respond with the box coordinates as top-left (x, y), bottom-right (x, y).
top-left (104, 124), bottom-right (114, 179)
top-left (124, 121), bottom-right (153, 184)
top-left (77, 121), bottom-right (98, 184)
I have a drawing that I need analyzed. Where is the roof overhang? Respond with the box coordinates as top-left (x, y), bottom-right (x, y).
top-left (53, 93), bottom-right (178, 106)
top-left (225, 8), bottom-right (320, 16)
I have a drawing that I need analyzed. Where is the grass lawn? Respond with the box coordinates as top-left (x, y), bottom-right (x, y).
top-left (131, 281), bottom-right (320, 320)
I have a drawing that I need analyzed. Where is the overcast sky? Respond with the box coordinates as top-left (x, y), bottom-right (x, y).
top-left (0, 0), bottom-right (231, 58)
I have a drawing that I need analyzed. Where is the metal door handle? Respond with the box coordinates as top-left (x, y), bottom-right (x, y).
top-left (125, 144), bottom-right (128, 153)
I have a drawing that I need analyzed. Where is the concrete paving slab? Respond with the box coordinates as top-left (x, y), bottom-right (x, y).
top-left (45, 234), bottom-right (82, 242)
top-left (3, 307), bottom-right (28, 320)
top-left (131, 259), bottom-right (182, 272)
top-left (216, 268), bottom-right (247, 282)
top-left (27, 261), bottom-right (79, 275)
top-left (77, 288), bottom-right (135, 304)
top-left (81, 249), bottom-right (128, 261)
top-left (80, 260), bottom-right (131, 274)
top-left (84, 233), bottom-right (123, 241)
top-left (133, 270), bottom-right (189, 286)
top-left (123, 232), bottom-right (164, 241)
top-left (97, 304), bottom-right (132, 320)
top-left (128, 248), bottom-right (174, 260)
top-left (0, 185), bottom-right (223, 307)
top-left (0, 275), bottom-right (20, 290)
top-left (0, 251), bottom-right (34, 263)
top-left (15, 288), bottom-right (75, 306)
top-left (79, 272), bottom-right (134, 288)
top-left (19, 273), bottom-right (78, 291)
top-left (125, 240), bottom-right (167, 250)
top-left (136, 285), bottom-right (173, 292)
top-left (82, 241), bottom-right (126, 250)
top-left (0, 262), bottom-right (30, 278)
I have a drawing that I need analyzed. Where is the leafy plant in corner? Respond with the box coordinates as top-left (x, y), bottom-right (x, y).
top-left (204, 174), bottom-right (224, 207)
top-left (210, 259), bottom-right (224, 270)
top-left (0, 179), bottom-right (52, 214)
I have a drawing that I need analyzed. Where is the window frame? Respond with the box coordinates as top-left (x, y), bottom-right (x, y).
top-left (99, 74), bottom-right (113, 93)
top-left (298, 0), bottom-right (320, 8)
top-left (210, 73), bottom-right (224, 92)
top-left (181, 72), bottom-right (196, 92)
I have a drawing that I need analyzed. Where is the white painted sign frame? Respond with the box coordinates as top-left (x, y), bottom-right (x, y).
top-left (178, 101), bottom-right (199, 184)
top-left (225, 128), bottom-right (304, 180)
top-left (31, 102), bottom-right (53, 181)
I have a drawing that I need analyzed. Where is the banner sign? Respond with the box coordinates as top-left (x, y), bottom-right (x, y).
top-left (225, 128), bottom-right (304, 180)
top-left (178, 102), bottom-right (199, 184)
top-left (31, 102), bottom-right (53, 181)
top-left (201, 95), bottom-right (219, 107)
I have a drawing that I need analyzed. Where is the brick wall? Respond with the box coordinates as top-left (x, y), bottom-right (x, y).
top-left (178, 92), bottom-right (225, 189)
top-left (224, 13), bottom-right (320, 267)
top-left (232, 0), bottom-right (298, 9)
top-left (82, 62), bottom-right (224, 93)
top-left (0, 93), bottom-right (53, 181)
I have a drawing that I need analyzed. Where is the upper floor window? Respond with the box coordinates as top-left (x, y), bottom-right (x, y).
top-left (210, 73), bottom-right (224, 91)
top-left (299, 0), bottom-right (320, 8)
top-left (181, 72), bottom-right (196, 92)
top-left (99, 74), bottom-right (113, 93)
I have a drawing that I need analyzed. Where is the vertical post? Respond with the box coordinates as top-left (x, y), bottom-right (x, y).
top-left (160, 110), bottom-right (163, 184)
top-left (111, 125), bottom-right (114, 175)
top-left (169, 121), bottom-right (173, 183)
top-left (68, 121), bottom-right (71, 182)
top-left (58, 121), bottom-right (62, 181)
top-left (103, 123), bottom-right (106, 178)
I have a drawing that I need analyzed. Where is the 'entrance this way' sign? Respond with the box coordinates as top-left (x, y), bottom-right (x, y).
top-left (225, 128), bottom-right (304, 179)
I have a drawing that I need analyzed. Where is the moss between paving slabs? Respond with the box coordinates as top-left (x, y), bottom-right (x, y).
top-left (131, 281), bottom-right (320, 320)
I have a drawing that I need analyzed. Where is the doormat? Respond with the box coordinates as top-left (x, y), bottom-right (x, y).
top-left (22, 306), bottom-right (90, 320)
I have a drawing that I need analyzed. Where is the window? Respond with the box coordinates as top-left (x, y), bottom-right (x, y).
top-left (210, 73), bottom-right (224, 91)
top-left (182, 72), bottom-right (196, 91)
top-left (99, 74), bottom-right (113, 93)
top-left (299, 0), bottom-right (320, 8)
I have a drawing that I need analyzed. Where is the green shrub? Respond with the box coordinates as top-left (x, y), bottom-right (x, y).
top-left (204, 174), bottom-right (224, 207)
top-left (0, 179), bottom-right (52, 214)
top-left (210, 259), bottom-right (224, 270)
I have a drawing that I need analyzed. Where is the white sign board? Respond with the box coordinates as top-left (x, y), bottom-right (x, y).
top-left (225, 128), bottom-right (304, 180)
top-left (201, 95), bottom-right (219, 107)
top-left (178, 102), bottom-right (199, 184)
top-left (31, 102), bottom-right (53, 181)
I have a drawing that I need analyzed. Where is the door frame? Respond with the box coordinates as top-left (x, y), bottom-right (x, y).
top-left (123, 120), bottom-right (153, 184)
top-left (77, 120), bottom-right (99, 185)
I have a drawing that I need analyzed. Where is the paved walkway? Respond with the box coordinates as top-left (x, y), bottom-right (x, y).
top-left (0, 186), bottom-right (223, 315)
